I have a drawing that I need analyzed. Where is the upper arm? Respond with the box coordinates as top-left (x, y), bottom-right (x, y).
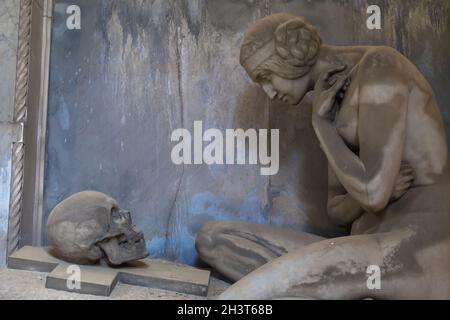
top-left (327, 165), bottom-right (346, 202)
top-left (356, 64), bottom-right (410, 212)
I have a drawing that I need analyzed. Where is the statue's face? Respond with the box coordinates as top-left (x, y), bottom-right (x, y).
top-left (257, 73), bottom-right (312, 106)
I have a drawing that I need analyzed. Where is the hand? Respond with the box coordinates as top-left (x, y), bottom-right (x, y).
top-left (313, 65), bottom-right (350, 120)
top-left (390, 161), bottom-right (415, 201)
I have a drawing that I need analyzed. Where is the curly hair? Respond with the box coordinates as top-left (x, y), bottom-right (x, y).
top-left (240, 13), bottom-right (322, 81)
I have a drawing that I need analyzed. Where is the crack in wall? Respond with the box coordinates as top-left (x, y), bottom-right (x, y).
top-left (163, 1), bottom-right (185, 259)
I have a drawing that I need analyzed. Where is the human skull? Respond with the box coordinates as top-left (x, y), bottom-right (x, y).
top-left (46, 191), bottom-right (149, 266)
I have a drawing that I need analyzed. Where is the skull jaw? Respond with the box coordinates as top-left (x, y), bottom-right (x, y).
top-left (97, 237), bottom-right (149, 266)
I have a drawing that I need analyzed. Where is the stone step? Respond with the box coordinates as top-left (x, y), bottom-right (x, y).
top-left (8, 246), bottom-right (210, 297)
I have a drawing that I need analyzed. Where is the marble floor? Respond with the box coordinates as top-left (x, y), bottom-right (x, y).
top-left (0, 268), bottom-right (229, 300)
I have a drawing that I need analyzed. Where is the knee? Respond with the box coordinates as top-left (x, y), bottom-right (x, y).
top-left (195, 221), bottom-right (225, 260)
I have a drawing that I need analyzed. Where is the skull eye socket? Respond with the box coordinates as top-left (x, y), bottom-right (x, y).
top-left (111, 207), bottom-right (131, 224)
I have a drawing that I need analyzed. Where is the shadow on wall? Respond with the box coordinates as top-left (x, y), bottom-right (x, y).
top-left (233, 87), bottom-right (341, 237)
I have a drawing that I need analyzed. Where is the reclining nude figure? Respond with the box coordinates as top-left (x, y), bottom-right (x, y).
top-left (195, 13), bottom-right (450, 299)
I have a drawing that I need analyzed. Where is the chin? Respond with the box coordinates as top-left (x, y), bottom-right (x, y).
top-left (281, 94), bottom-right (303, 106)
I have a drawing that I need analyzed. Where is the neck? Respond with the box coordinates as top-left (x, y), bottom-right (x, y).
top-left (309, 44), bottom-right (367, 87)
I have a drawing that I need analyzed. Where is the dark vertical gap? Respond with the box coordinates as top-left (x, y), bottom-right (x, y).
top-left (265, 0), bottom-right (273, 225)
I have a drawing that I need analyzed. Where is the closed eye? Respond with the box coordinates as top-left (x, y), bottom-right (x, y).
top-left (255, 71), bottom-right (272, 83)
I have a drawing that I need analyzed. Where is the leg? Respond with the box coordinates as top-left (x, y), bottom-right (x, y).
top-left (218, 227), bottom-right (422, 299)
top-left (195, 221), bottom-right (324, 282)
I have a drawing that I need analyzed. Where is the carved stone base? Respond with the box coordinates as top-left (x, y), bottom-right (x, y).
top-left (8, 246), bottom-right (210, 297)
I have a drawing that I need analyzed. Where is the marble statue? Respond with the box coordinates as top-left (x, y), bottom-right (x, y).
top-left (47, 191), bottom-right (148, 266)
top-left (196, 13), bottom-right (450, 299)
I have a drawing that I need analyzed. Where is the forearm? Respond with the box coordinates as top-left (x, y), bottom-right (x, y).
top-left (328, 193), bottom-right (365, 227)
top-left (312, 68), bottom-right (409, 213)
top-left (312, 115), bottom-right (369, 206)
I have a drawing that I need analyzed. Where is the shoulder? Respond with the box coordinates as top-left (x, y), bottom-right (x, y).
top-left (357, 46), bottom-right (409, 80)
top-left (355, 46), bottom-right (411, 105)
top-left (359, 46), bottom-right (406, 69)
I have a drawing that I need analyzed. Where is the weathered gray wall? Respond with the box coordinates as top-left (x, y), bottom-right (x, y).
top-left (43, 0), bottom-right (450, 265)
top-left (0, 0), bottom-right (19, 266)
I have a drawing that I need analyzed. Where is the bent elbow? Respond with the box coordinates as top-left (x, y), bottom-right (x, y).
top-left (364, 200), bottom-right (388, 213)
top-left (362, 182), bottom-right (391, 213)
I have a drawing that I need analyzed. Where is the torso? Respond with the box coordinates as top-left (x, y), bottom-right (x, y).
top-left (334, 46), bottom-right (448, 186)
top-left (327, 46), bottom-right (449, 235)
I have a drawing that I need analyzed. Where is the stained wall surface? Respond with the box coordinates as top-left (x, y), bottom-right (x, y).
top-left (43, 0), bottom-right (450, 265)
top-left (0, 0), bottom-right (19, 266)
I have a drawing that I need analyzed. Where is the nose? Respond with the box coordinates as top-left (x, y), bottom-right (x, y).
top-left (262, 83), bottom-right (277, 100)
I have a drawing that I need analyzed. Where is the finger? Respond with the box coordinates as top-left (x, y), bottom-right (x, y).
top-left (400, 165), bottom-right (413, 173)
top-left (402, 174), bottom-right (415, 182)
top-left (400, 161), bottom-right (412, 169)
top-left (396, 174), bottom-right (414, 185)
top-left (397, 185), bottom-right (410, 193)
top-left (328, 76), bottom-right (346, 88)
top-left (399, 175), bottom-right (413, 183)
top-left (315, 71), bottom-right (331, 90)
top-left (400, 179), bottom-right (413, 188)
top-left (395, 176), bottom-right (414, 186)
top-left (400, 162), bottom-right (412, 169)
top-left (395, 180), bottom-right (410, 189)
top-left (397, 177), bottom-right (414, 186)
top-left (397, 173), bottom-right (413, 181)
top-left (399, 168), bottom-right (414, 177)
top-left (327, 76), bottom-right (348, 94)
top-left (399, 164), bottom-right (413, 173)
top-left (322, 64), bottom-right (347, 82)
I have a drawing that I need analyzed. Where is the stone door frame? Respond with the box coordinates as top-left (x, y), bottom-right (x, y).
top-left (7, 0), bottom-right (53, 257)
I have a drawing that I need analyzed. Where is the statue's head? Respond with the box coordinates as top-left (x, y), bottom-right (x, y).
top-left (240, 13), bottom-right (322, 105)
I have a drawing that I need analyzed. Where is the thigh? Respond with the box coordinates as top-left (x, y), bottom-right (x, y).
top-left (202, 220), bottom-right (325, 255)
top-left (219, 228), bottom-right (420, 300)
top-left (196, 220), bottom-right (326, 281)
